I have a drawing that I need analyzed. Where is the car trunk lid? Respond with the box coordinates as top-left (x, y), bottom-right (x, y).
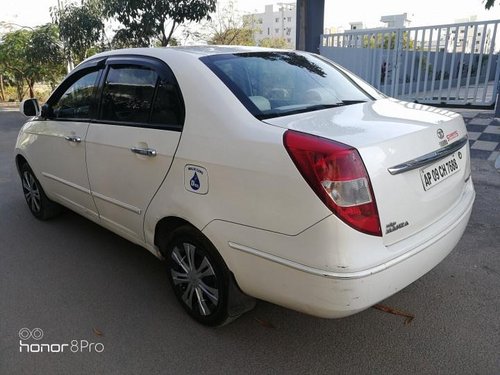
top-left (265, 98), bottom-right (471, 245)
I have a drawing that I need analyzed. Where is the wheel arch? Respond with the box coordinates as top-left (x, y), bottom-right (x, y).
top-left (15, 154), bottom-right (28, 175)
top-left (154, 215), bottom-right (256, 321)
top-left (154, 216), bottom-right (195, 256)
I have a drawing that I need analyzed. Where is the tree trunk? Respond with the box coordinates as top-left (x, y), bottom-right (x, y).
top-left (0, 74), bottom-right (5, 102)
top-left (16, 82), bottom-right (24, 102)
top-left (66, 47), bottom-right (74, 73)
top-left (27, 78), bottom-right (35, 98)
top-left (161, 26), bottom-right (168, 47)
top-left (162, 21), bottom-right (177, 47)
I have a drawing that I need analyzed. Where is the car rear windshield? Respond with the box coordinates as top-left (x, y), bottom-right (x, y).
top-left (201, 52), bottom-right (372, 120)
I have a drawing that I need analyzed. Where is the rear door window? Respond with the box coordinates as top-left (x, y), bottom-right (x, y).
top-left (150, 78), bottom-right (184, 126)
top-left (98, 62), bottom-right (185, 129)
top-left (100, 66), bottom-right (158, 124)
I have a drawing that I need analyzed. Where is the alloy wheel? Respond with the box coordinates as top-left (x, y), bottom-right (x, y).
top-left (22, 171), bottom-right (41, 214)
top-left (170, 242), bottom-right (219, 316)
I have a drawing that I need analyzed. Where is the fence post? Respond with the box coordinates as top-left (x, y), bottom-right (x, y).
top-left (391, 28), bottom-right (403, 97)
top-left (495, 86), bottom-right (500, 117)
top-left (495, 54), bottom-right (500, 117)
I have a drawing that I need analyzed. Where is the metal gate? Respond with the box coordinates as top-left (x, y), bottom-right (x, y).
top-left (320, 20), bottom-right (500, 107)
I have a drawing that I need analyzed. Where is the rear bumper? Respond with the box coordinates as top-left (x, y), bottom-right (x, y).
top-left (204, 179), bottom-right (475, 318)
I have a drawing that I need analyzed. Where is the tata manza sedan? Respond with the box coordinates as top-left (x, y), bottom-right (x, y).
top-left (15, 46), bottom-right (474, 326)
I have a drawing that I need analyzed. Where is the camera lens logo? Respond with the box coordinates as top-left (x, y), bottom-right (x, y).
top-left (19, 328), bottom-right (43, 340)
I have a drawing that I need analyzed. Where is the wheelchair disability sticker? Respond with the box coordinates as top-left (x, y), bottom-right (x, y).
top-left (185, 165), bottom-right (208, 194)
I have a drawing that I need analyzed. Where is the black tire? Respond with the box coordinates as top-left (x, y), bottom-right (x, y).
top-left (163, 226), bottom-right (230, 326)
top-left (19, 163), bottom-right (62, 220)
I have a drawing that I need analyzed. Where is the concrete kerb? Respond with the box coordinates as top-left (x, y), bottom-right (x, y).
top-left (0, 102), bottom-right (20, 112)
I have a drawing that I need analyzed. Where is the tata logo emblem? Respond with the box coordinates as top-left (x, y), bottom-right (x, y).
top-left (437, 128), bottom-right (444, 139)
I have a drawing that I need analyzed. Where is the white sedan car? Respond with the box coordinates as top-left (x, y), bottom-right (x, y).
top-left (16, 46), bottom-right (474, 326)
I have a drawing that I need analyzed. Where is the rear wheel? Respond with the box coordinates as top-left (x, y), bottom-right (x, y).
top-left (163, 226), bottom-right (230, 326)
top-left (20, 163), bottom-right (62, 220)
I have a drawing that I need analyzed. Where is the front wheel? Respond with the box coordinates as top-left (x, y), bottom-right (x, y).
top-left (164, 226), bottom-right (230, 326)
top-left (20, 163), bottom-right (62, 220)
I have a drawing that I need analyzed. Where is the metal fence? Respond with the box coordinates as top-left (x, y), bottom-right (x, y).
top-left (320, 20), bottom-right (500, 107)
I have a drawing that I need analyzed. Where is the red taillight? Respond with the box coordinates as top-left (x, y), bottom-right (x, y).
top-left (283, 130), bottom-right (382, 236)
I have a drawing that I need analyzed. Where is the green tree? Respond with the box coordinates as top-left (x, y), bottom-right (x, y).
top-left (0, 24), bottom-right (65, 100)
top-left (210, 27), bottom-right (254, 45)
top-left (0, 29), bottom-right (33, 100)
top-left (51, 0), bottom-right (105, 65)
top-left (485, 0), bottom-right (496, 9)
top-left (28, 24), bottom-right (66, 87)
top-left (258, 37), bottom-right (289, 49)
top-left (201, 0), bottom-right (256, 45)
top-left (363, 31), bottom-right (414, 49)
top-left (111, 29), bottom-right (148, 49)
top-left (110, 29), bottom-right (181, 49)
top-left (102, 0), bottom-right (216, 47)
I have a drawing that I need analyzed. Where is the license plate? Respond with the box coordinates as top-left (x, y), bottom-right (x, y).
top-left (420, 154), bottom-right (460, 191)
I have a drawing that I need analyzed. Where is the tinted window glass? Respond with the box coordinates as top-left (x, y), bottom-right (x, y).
top-left (101, 66), bottom-right (158, 123)
top-left (150, 78), bottom-right (183, 126)
top-left (53, 70), bottom-right (99, 119)
top-left (202, 52), bottom-right (371, 119)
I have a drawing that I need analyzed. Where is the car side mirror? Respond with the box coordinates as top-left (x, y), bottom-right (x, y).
top-left (20, 98), bottom-right (41, 117)
top-left (40, 103), bottom-right (54, 119)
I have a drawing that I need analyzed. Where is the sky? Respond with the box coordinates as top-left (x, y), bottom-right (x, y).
top-left (2, 0), bottom-right (499, 31)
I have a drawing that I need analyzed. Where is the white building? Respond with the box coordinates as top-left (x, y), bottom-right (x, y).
top-left (380, 13), bottom-right (411, 28)
top-left (449, 23), bottom-right (491, 54)
top-left (328, 13), bottom-right (411, 48)
top-left (247, 3), bottom-right (297, 48)
top-left (426, 17), bottom-right (492, 54)
top-left (349, 22), bottom-right (364, 31)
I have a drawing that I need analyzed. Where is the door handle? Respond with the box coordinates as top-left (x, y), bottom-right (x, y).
top-left (130, 147), bottom-right (157, 157)
top-left (64, 135), bottom-right (81, 143)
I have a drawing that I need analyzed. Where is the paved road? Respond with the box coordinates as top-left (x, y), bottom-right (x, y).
top-left (1, 112), bottom-right (499, 374)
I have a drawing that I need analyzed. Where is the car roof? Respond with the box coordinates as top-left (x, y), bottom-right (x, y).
top-left (169, 45), bottom-right (284, 56)
top-left (76, 45), bottom-right (302, 75)
top-left (88, 45), bottom-right (290, 61)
